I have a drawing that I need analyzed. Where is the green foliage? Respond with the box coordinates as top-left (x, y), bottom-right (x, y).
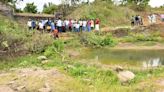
top-left (80, 32), bottom-right (117, 48)
top-left (24, 2), bottom-right (37, 13)
top-left (26, 34), bottom-right (54, 53)
top-left (42, 3), bottom-right (58, 14)
top-left (0, 15), bottom-right (28, 51)
top-left (67, 2), bottom-right (135, 27)
top-left (122, 0), bottom-right (150, 6)
top-left (44, 40), bottom-right (64, 57)
top-left (53, 39), bottom-right (64, 52)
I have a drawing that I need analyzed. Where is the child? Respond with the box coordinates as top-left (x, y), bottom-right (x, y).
top-left (52, 28), bottom-right (59, 39)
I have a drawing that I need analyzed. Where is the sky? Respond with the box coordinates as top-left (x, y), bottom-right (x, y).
top-left (16, 0), bottom-right (164, 12)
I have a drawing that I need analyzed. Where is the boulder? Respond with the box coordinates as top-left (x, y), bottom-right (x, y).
top-left (37, 56), bottom-right (47, 61)
top-left (117, 70), bottom-right (135, 83)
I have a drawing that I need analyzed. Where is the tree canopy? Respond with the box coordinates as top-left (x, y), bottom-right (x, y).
top-left (23, 2), bottom-right (37, 13)
top-left (42, 3), bottom-right (58, 14)
top-left (121, 0), bottom-right (150, 6)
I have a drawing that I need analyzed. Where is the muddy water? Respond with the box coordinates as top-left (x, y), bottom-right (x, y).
top-left (80, 48), bottom-right (164, 68)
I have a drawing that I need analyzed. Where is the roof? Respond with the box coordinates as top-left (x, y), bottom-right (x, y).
top-left (14, 13), bottom-right (55, 18)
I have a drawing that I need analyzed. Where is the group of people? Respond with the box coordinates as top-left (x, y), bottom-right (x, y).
top-left (27, 18), bottom-right (100, 38)
top-left (27, 18), bottom-right (100, 31)
top-left (148, 14), bottom-right (157, 24)
top-left (131, 15), bottom-right (143, 26)
top-left (131, 13), bottom-right (164, 26)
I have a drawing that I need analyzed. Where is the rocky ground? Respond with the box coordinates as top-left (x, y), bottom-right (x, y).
top-left (0, 68), bottom-right (73, 92)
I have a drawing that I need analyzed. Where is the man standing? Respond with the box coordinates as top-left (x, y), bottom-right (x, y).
top-left (87, 19), bottom-right (91, 32)
top-left (27, 19), bottom-right (32, 30)
top-left (152, 14), bottom-right (157, 24)
top-left (79, 19), bottom-right (83, 32)
top-left (75, 21), bottom-right (80, 32)
top-left (57, 18), bottom-right (63, 32)
top-left (91, 19), bottom-right (94, 30)
top-left (38, 20), bottom-right (44, 33)
top-left (31, 19), bottom-right (36, 30)
top-left (95, 18), bottom-right (100, 31)
top-left (82, 19), bottom-right (87, 32)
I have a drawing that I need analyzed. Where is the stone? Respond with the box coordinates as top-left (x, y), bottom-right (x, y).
top-left (37, 56), bottom-right (47, 61)
top-left (117, 70), bottom-right (135, 83)
top-left (16, 86), bottom-right (25, 91)
top-left (115, 66), bottom-right (124, 72)
top-left (41, 60), bottom-right (50, 64)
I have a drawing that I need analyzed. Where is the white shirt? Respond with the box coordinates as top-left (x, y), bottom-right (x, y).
top-left (79, 21), bottom-right (83, 26)
top-left (27, 21), bottom-right (32, 27)
top-left (75, 23), bottom-right (80, 28)
top-left (82, 21), bottom-right (87, 27)
top-left (64, 20), bottom-right (69, 26)
top-left (39, 22), bottom-right (44, 29)
top-left (57, 20), bottom-right (62, 27)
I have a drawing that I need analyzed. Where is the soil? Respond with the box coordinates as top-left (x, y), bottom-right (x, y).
top-left (0, 68), bottom-right (73, 92)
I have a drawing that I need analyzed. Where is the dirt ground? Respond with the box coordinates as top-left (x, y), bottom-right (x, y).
top-left (0, 68), bottom-right (75, 92)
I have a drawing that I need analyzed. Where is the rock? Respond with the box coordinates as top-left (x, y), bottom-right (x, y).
top-left (41, 60), bottom-right (50, 64)
top-left (37, 56), bottom-right (47, 61)
top-left (115, 66), bottom-right (124, 72)
top-left (117, 70), bottom-right (135, 83)
top-left (0, 85), bottom-right (15, 92)
top-left (16, 86), bottom-right (25, 91)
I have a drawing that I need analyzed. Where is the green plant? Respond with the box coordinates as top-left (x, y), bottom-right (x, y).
top-left (80, 32), bottom-right (117, 48)
top-left (26, 34), bottom-right (53, 53)
top-left (44, 40), bottom-right (64, 57)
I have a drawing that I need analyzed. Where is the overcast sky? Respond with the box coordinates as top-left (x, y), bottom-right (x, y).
top-left (16, 0), bottom-right (164, 12)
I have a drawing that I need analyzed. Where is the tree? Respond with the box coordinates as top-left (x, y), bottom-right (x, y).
top-left (119, 0), bottom-right (150, 11)
top-left (42, 3), bottom-right (58, 14)
top-left (24, 2), bottom-right (37, 13)
top-left (120, 0), bottom-right (150, 6)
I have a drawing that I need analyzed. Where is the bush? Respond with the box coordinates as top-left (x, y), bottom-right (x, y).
top-left (101, 35), bottom-right (117, 47)
top-left (26, 34), bottom-right (54, 53)
top-left (80, 32), bottom-right (117, 48)
top-left (44, 40), bottom-right (64, 57)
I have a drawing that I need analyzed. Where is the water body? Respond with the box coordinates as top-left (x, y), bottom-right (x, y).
top-left (80, 48), bottom-right (164, 68)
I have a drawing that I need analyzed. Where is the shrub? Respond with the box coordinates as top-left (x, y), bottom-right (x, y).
top-left (26, 34), bottom-right (54, 53)
top-left (44, 40), bottom-right (64, 57)
top-left (80, 32), bottom-right (117, 48)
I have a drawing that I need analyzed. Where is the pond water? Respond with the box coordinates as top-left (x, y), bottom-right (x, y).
top-left (80, 48), bottom-right (164, 68)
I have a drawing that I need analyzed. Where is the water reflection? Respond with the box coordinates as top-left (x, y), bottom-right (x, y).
top-left (143, 58), bottom-right (161, 68)
top-left (80, 48), bottom-right (164, 67)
